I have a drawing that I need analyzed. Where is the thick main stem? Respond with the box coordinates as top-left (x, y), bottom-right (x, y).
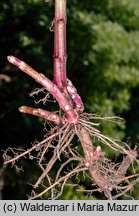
top-left (53, 0), bottom-right (67, 88)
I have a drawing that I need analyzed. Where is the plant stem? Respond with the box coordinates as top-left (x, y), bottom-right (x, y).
top-left (53, 0), bottom-right (67, 88)
top-left (7, 56), bottom-right (78, 123)
top-left (19, 106), bottom-right (61, 125)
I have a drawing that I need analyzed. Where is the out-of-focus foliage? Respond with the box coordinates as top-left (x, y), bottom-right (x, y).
top-left (0, 0), bottom-right (139, 199)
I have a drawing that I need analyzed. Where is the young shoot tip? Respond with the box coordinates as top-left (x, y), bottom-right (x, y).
top-left (19, 106), bottom-right (27, 113)
top-left (7, 55), bottom-right (13, 62)
top-left (7, 55), bottom-right (21, 67)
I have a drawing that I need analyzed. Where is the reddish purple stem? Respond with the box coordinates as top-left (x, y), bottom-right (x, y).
top-left (7, 0), bottom-right (84, 123)
top-left (53, 1), bottom-right (84, 112)
top-left (7, 56), bottom-right (78, 123)
top-left (53, 0), bottom-right (67, 88)
top-left (19, 106), bottom-right (61, 125)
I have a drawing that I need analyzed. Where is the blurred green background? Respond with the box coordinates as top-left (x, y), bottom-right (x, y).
top-left (0, 0), bottom-right (139, 199)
